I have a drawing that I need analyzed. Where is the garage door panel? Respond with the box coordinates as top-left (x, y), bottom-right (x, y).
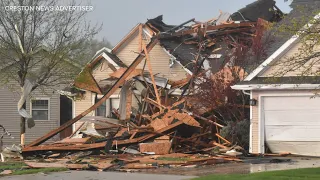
top-left (264, 96), bottom-right (320, 110)
top-left (265, 125), bottom-right (320, 141)
top-left (266, 141), bottom-right (320, 156)
top-left (264, 110), bottom-right (320, 126)
top-left (263, 95), bottom-right (320, 156)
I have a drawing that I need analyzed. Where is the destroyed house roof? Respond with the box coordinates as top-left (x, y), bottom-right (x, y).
top-left (230, 0), bottom-right (281, 22)
top-left (145, 15), bottom-right (261, 72)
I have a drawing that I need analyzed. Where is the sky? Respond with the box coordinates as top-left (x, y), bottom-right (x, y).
top-left (85, 0), bottom-right (292, 46)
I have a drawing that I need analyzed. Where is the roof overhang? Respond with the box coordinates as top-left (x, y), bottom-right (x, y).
top-left (231, 84), bottom-right (320, 90)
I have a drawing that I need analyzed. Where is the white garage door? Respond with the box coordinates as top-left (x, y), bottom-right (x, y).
top-left (263, 96), bottom-right (320, 156)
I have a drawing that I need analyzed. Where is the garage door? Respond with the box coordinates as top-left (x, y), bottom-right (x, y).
top-left (263, 96), bottom-right (320, 156)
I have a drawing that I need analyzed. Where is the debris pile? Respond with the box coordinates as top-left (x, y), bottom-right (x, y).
top-left (21, 1), bottom-right (284, 171)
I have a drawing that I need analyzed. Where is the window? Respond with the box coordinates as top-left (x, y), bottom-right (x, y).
top-left (31, 99), bottom-right (49, 120)
top-left (95, 99), bottom-right (106, 117)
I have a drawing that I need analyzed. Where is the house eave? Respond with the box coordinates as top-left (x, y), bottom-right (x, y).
top-left (231, 84), bottom-right (320, 90)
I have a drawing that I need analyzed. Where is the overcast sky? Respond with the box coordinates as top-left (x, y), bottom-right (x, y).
top-left (85, 0), bottom-right (292, 46)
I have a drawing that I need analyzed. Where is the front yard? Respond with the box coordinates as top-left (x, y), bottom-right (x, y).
top-left (0, 162), bottom-right (67, 176)
top-left (194, 167), bottom-right (320, 180)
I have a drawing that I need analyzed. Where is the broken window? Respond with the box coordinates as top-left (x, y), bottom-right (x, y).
top-left (31, 99), bottom-right (49, 120)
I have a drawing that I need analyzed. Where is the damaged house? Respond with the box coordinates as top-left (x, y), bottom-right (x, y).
top-left (20, 0), bottom-right (289, 167)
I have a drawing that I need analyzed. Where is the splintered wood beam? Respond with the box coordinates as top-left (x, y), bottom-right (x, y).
top-left (215, 133), bottom-right (231, 144)
top-left (160, 22), bottom-right (256, 38)
top-left (142, 41), bottom-right (161, 106)
top-left (26, 38), bottom-right (159, 148)
top-left (145, 98), bottom-right (166, 109)
top-left (23, 120), bottom-right (183, 153)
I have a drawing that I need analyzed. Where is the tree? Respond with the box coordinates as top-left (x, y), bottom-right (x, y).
top-left (0, 0), bottom-right (100, 145)
top-left (76, 38), bottom-right (113, 65)
top-left (269, 4), bottom-right (320, 77)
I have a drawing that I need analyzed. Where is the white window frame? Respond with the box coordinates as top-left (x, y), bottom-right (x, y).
top-left (30, 98), bottom-right (50, 121)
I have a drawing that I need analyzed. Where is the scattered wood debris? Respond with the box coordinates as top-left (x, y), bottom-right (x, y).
top-left (20, 5), bottom-right (284, 171)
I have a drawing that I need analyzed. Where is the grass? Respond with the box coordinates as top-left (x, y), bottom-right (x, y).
top-left (0, 162), bottom-right (68, 176)
top-left (193, 167), bottom-right (320, 180)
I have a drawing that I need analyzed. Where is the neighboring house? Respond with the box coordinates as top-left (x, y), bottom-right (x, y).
top-left (232, 1), bottom-right (320, 156)
top-left (0, 59), bottom-right (80, 146)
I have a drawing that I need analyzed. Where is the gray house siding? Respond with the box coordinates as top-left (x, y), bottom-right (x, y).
top-left (0, 85), bottom-right (61, 146)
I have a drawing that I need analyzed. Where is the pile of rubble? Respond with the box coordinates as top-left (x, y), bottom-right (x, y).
top-left (20, 1), bottom-right (284, 171)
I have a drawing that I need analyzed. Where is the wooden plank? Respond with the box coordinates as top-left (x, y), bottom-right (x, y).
top-left (212, 141), bottom-right (229, 149)
top-left (25, 161), bottom-right (89, 169)
top-left (122, 163), bottom-right (157, 169)
top-left (142, 41), bottom-right (161, 106)
top-left (216, 133), bottom-right (231, 144)
top-left (23, 120), bottom-right (183, 152)
top-left (25, 38), bottom-right (159, 148)
top-left (160, 22), bottom-right (256, 38)
top-left (125, 89), bottom-right (132, 120)
top-left (139, 142), bottom-right (172, 155)
top-left (53, 137), bottom-right (91, 144)
top-left (69, 122), bottom-right (85, 138)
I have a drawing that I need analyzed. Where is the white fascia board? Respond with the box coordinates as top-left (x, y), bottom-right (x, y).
top-left (244, 13), bottom-right (320, 81)
top-left (161, 47), bottom-right (193, 75)
top-left (101, 52), bottom-right (120, 70)
top-left (112, 23), bottom-right (140, 52)
top-left (231, 84), bottom-right (320, 90)
top-left (244, 35), bottom-right (299, 81)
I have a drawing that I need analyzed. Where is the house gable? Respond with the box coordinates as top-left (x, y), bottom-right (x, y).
top-left (113, 26), bottom-right (188, 81)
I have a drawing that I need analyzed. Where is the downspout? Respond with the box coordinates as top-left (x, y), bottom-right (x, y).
top-left (242, 89), bottom-right (253, 153)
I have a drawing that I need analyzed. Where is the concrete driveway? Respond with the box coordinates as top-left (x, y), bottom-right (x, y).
top-left (0, 171), bottom-right (197, 180)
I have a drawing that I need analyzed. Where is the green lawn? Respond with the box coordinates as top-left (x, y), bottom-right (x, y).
top-left (193, 168), bottom-right (320, 180)
top-left (0, 162), bottom-right (67, 176)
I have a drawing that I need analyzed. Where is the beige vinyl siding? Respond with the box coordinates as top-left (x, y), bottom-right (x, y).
top-left (92, 59), bottom-right (115, 82)
top-left (0, 84), bottom-right (60, 146)
top-left (74, 90), bottom-right (93, 130)
top-left (115, 31), bottom-right (188, 81)
top-left (26, 88), bottom-right (60, 144)
top-left (0, 85), bottom-right (22, 146)
top-left (262, 42), bottom-right (320, 77)
top-left (251, 89), bottom-right (314, 153)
